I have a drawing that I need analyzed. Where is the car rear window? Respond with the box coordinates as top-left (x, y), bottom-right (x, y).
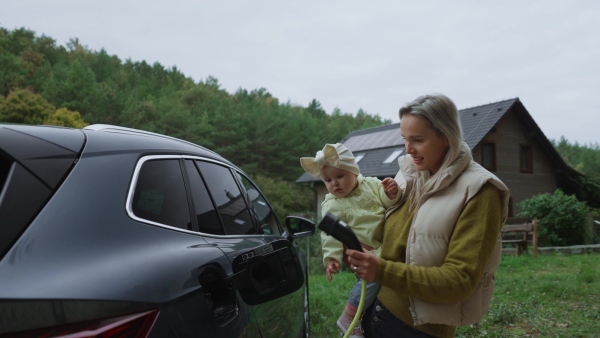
top-left (0, 125), bottom-right (83, 259)
top-left (0, 155), bottom-right (9, 191)
top-left (0, 157), bottom-right (53, 258)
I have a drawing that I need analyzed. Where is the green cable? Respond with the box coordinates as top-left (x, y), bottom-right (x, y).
top-left (343, 279), bottom-right (367, 338)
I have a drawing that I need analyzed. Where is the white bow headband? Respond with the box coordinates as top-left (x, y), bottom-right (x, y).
top-left (300, 143), bottom-right (360, 179)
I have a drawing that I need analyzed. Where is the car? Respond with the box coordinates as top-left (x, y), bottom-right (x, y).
top-left (0, 123), bottom-right (315, 337)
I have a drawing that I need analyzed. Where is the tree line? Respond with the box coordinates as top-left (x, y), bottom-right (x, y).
top-left (552, 137), bottom-right (600, 183)
top-left (0, 26), bottom-right (389, 217)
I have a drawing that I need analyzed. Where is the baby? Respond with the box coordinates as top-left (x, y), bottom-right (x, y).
top-left (300, 143), bottom-right (399, 337)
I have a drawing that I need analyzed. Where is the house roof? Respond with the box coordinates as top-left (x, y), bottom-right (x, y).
top-left (296, 97), bottom-right (579, 183)
top-left (460, 98), bottom-right (517, 150)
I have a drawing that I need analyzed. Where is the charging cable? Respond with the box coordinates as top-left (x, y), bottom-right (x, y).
top-left (343, 279), bottom-right (366, 338)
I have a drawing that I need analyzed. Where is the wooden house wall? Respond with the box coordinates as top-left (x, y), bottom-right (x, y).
top-left (472, 109), bottom-right (558, 215)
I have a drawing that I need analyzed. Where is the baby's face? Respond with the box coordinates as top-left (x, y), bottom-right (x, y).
top-left (320, 166), bottom-right (358, 198)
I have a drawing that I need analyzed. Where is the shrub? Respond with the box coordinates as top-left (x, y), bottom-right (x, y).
top-left (519, 189), bottom-right (590, 246)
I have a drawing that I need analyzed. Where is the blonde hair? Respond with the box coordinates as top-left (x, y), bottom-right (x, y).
top-left (399, 93), bottom-right (464, 212)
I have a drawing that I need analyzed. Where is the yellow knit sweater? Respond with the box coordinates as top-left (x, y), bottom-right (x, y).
top-left (375, 183), bottom-right (503, 338)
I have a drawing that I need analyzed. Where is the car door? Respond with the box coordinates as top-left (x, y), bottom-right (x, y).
top-left (129, 156), bottom-right (263, 337)
top-left (186, 158), bottom-right (308, 337)
top-left (234, 171), bottom-right (309, 337)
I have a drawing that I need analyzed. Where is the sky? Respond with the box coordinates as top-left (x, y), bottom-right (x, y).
top-left (2, 1), bottom-right (599, 145)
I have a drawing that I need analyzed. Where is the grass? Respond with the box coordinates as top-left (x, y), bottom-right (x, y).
top-left (308, 253), bottom-right (600, 337)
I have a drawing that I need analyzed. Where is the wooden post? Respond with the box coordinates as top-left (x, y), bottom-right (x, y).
top-left (532, 218), bottom-right (538, 258)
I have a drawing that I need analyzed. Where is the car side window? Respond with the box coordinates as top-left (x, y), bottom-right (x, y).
top-left (132, 159), bottom-right (191, 230)
top-left (184, 160), bottom-right (225, 235)
top-left (195, 161), bottom-right (256, 235)
top-left (237, 174), bottom-right (282, 236)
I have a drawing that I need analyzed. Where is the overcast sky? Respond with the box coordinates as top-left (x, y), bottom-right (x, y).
top-left (2, 1), bottom-right (599, 145)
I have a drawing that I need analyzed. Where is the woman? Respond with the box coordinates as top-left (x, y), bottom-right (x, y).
top-left (346, 93), bottom-right (510, 338)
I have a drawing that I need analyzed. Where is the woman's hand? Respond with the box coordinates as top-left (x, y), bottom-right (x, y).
top-left (325, 259), bottom-right (342, 282)
top-left (345, 249), bottom-right (379, 282)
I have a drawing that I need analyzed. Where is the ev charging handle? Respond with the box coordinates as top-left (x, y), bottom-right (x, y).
top-left (318, 213), bottom-right (363, 252)
top-left (318, 213), bottom-right (367, 338)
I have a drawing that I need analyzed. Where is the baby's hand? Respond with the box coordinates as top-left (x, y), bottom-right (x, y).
top-left (382, 177), bottom-right (398, 199)
top-left (325, 259), bottom-right (341, 282)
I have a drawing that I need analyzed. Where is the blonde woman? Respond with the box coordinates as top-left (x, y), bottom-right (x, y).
top-left (346, 94), bottom-right (510, 338)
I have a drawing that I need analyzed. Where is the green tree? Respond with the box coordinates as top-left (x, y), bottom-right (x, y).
top-left (271, 104), bottom-right (325, 181)
top-left (0, 28), bottom-right (45, 93)
top-left (0, 94), bottom-right (5, 120)
top-left (307, 99), bottom-right (326, 119)
top-left (20, 47), bottom-right (45, 79)
top-left (89, 79), bottom-right (125, 125)
top-left (62, 60), bottom-right (99, 118)
top-left (180, 82), bottom-right (232, 148)
top-left (91, 49), bottom-right (116, 83)
top-left (552, 137), bottom-right (600, 208)
top-left (33, 34), bottom-right (65, 66)
top-left (119, 95), bottom-right (161, 131)
top-left (553, 136), bottom-right (600, 182)
top-left (0, 54), bottom-right (27, 96)
top-left (44, 107), bottom-right (87, 128)
top-left (2, 88), bottom-right (55, 124)
top-left (2, 27), bottom-right (36, 55)
top-left (27, 60), bottom-right (53, 94)
top-left (41, 62), bottom-right (69, 108)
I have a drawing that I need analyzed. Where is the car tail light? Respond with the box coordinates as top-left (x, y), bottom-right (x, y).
top-left (6, 309), bottom-right (159, 338)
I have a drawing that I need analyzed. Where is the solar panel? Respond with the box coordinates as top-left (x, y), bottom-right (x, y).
top-left (344, 127), bottom-right (404, 152)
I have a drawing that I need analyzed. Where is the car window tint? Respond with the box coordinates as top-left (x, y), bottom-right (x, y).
top-left (184, 160), bottom-right (225, 235)
top-left (132, 159), bottom-right (191, 230)
top-left (238, 173), bottom-right (282, 236)
top-left (195, 161), bottom-right (255, 235)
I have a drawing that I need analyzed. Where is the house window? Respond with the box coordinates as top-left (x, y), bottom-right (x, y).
top-left (519, 144), bottom-right (533, 173)
top-left (354, 154), bottom-right (365, 163)
top-left (383, 149), bottom-right (404, 164)
top-left (481, 142), bottom-right (496, 171)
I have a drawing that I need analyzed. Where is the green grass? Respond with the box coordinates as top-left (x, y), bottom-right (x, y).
top-left (308, 253), bottom-right (600, 337)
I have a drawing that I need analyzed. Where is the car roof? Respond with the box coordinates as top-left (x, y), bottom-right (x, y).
top-left (81, 124), bottom-right (231, 163)
top-left (0, 123), bottom-right (233, 164)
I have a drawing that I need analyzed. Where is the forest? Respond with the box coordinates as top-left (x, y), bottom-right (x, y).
top-left (1, 26), bottom-right (599, 218)
top-left (0, 26), bottom-right (390, 216)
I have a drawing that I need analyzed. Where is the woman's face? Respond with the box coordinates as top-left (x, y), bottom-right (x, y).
top-left (320, 165), bottom-right (358, 198)
top-left (400, 114), bottom-right (449, 174)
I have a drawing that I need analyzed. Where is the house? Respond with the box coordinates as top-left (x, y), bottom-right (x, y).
top-left (296, 98), bottom-right (584, 219)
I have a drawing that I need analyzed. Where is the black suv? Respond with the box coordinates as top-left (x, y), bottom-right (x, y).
top-left (0, 124), bottom-right (314, 337)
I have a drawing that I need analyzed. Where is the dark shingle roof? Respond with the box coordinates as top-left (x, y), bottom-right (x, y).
top-left (460, 99), bottom-right (518, 149)
top-left (296, 98), bottom-right (518, 183)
